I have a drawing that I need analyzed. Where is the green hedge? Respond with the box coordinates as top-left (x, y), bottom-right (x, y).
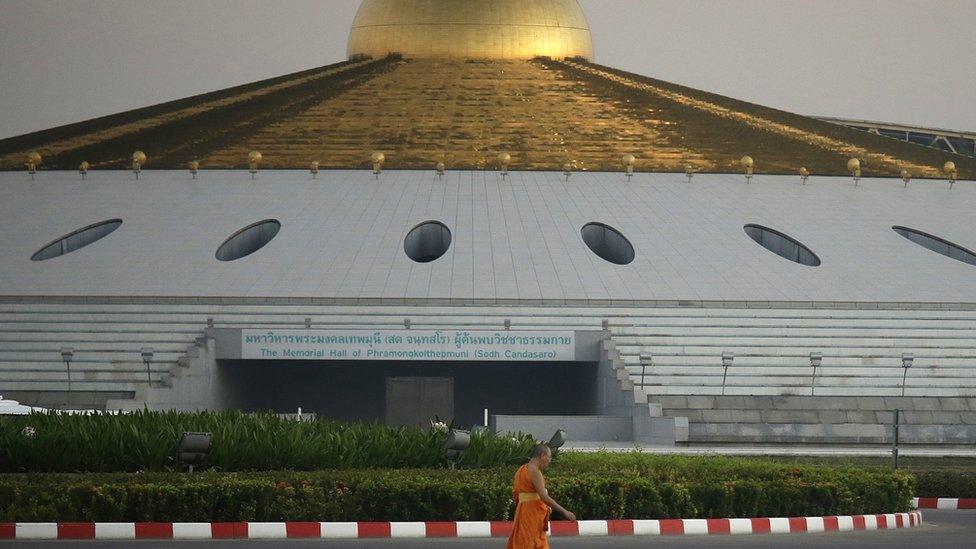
top-left (0, 465), bottom-right (914, 523)
top-left (914, 471), bottom-right (976, 498)
top-left (0, 410), bottom-right (534, 472)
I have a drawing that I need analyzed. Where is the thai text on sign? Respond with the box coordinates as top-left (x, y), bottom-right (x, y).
top-left (241, 329), bottom-right (576, 361)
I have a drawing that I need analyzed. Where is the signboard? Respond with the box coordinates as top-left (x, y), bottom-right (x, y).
top-left (241, 329), bottom-right (576, 362)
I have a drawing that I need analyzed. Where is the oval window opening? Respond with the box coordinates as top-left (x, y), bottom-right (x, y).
top-left (893, 226), bottom-right (976, 267)
top-left (31, 219), bottom-right (123, 261)
top-left (216, 219), bottom-right (281, 261)
top-left (404, 220), bottom-right (452, 263)
top-left (744, 224), bottom-right (821, 267)
top-left (581, 222), bottom-right (635, 265)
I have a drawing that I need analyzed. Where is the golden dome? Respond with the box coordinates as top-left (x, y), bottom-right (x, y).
top-left (347, 0), bottom-right (594, 61)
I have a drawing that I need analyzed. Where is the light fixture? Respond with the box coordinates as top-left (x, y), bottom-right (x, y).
top-left (444, 429), bottom-right (471, 466)
top-left (60, 347), bottom-right (74, 392)
top-left (310, 161), bottom-right (319, 179)
top-left (901, 353), bottom-right (914, 397)
top-left (721, 351), bottom-right (734, 395)
top-left (79, 161), bottom-right (90, 180)
top-left (809, 352), bottom-right (822, 395)
top-left (141, 347), bottom-right (154, 385)
top-left (901, 169), bottom-right (911, 188)
top-left (799, 167), bottom-right (810, 185)
top-left (548, 429), bottom-right (566, 451)
top-left (178, 432), bottom-right (212, 473)
top-left (436, 161), bottom-right (445, 180)
top-left (639, 350), bottom-right (653, 389)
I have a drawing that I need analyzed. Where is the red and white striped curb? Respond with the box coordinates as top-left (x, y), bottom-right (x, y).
top-left (914, 497), bottom-right (976, 510)
top-left (0, 512), bottom-right (921, 540)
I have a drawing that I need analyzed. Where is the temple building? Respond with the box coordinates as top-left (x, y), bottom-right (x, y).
top-left (1, 0), bottom-right (974, 447)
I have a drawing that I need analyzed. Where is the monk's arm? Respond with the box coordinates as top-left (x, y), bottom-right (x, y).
top-left (529, 464), bottom-right (576, 521)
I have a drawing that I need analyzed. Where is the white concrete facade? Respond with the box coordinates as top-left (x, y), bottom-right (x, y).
top-left (1, 170), bottom-right (973, 304)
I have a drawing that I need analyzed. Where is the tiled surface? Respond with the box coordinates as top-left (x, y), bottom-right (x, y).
top-left (0, 170), bottom-right (973, 303)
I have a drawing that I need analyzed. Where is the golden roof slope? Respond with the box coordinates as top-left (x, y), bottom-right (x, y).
top-left (1, 57), bottom-right (971, 178)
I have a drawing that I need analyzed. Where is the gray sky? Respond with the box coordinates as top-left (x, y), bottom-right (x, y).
top-left (1, 0), bottom-right (974, 140)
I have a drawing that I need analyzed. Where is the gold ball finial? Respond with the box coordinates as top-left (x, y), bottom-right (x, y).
top-left (498, 152), bottom-right (511, 165)
top-left (310, 161), bottom-right (320, 175)
top-left (847, 158), bottom-right (861, 173)
top-left (132, 151), bottom-right (147, 179)
top-left (371, 152), bottom-right (385, 179)
top-left (188, 160), bottom-right (200, 178)
top-left (799, 167), bottom-right (809, 177)
top-left (622, 154), bottom-right (636, 167)
top-left (248, 151), bottom-right (263, 164)
top-left (740, 156), bottom-right (754, 182)
top-left (436, 161), bottom-right (445, 172)
top-left (78, 161), bottom-right (90, 179)
top-left (944, 160), bottom-right (958, 189)
top-left (26, 151), bottom-right (41, 179)
top-left (901, 169), bottom-right (911, 187)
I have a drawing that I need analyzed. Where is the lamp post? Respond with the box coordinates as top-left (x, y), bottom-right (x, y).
top-left (721, 352), bottom-right (734, 395)
top-left (639, 350), bottom-right (653, 390)
top-left (901, 353), bottom-right (914, 397)
top-left (809, 352), bottom-right (823, 396)
top-left (141, 347), bottom-right (154, 385)
top-left (60, 347), bottom-right (74, 393)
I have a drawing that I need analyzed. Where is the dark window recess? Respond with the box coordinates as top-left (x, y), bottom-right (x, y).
top-left (893, 226), bottom-right (976, 267)
top-left (215, 219), bottom-right (281, 261)
top-left (31, 219), bottom-right (123, 261)
top-left (581, 222), bottom-right (635, 265)
top-left (404, 221), bottom-right (452, 263)
top-left (744, 224), bottom-right (821, 267)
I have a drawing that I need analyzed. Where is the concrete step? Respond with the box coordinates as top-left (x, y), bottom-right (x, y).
top-left (617, 347), bottom-right (976, 358)
top-left (613, 336), bottom-right (976, 347)
top-left (651, 395), bottom-right (976, 411)
top-left (640, 385), bottom-right (976, 397)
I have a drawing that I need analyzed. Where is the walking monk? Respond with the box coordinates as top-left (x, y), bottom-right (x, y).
top-left (507, 443), bottom-right (576, 549)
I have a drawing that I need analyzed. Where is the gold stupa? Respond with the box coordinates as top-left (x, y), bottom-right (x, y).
top-left (0, 0), bottom-right (971, 178)
top-left (347, 0), bottom-right (593, 60)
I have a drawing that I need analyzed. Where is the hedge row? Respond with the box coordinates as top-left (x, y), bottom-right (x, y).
top-left (914, 471), bottom-right (976, 498)
top-left (0, 410), bottom-right (534, 472)
top-left (0, 468), bottom-right (914, 523)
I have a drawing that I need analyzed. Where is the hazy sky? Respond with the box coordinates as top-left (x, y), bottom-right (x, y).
top-left (1, 0), bottom-right (974, 140)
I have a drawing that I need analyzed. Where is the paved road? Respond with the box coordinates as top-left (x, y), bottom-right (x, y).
top-left (4, 511), bottom-right (974, 547)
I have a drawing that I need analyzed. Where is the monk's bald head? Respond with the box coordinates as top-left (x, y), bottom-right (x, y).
top-left (532, 443), bottom-right (551, 458)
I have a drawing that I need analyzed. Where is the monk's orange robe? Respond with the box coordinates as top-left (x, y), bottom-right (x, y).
top-left (506, 464), bottom-right (551, 549)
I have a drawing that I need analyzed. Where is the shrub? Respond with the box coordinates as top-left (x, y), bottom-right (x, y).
top-left (914, 471), bottom-right (976, 498)
top-left (0, 467), bottom-right (914, 523)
